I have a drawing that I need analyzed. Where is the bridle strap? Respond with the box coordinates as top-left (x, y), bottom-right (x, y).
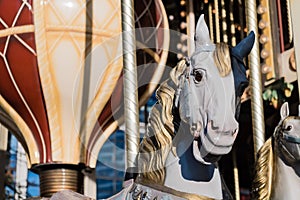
top-left (283, 133), bottom-right (300, 144)
top-left (275, 117), bottom-right (300, 144)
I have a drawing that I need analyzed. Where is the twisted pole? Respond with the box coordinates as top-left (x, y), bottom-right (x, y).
top-left (121, 0), bottom-right (140, 170)
top-left (246, 0), bottom-right (265, 157)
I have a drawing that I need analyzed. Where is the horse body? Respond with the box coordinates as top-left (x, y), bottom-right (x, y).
top-left (164, 124), bottom-right (223, 199)
top-left (253, 102), bottom-right (300, 200)
top-left (272, 157), bottom-right (300, 200)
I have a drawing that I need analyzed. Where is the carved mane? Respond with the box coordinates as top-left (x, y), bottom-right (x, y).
top-left (137, 43), bottom-right (232, 185)
top-left (252, 138), bottom-right (275, 200)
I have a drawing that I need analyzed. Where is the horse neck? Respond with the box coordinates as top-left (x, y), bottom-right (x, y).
top-left (272, 157), bottom-right (300, 200)
top-left (163, 144), bottom-right (223, 199)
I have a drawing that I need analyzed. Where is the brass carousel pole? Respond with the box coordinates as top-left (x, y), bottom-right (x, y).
top-left (290, 0), bottom-right (300, 101)
top-left (229, 0), bottom-right (236, 46)
top-left (246, 0), bottom-right (265, 156)
top-left (121, 0), bottom-right (140, 171)
top-left (208, 2), bottom-right (214, 42)
top-left (229, 2), bottom-right (239, 199)
top-left (214, 0), bottom-right (220, 43)
top-left (220, 0), bottom-right (228, 43)
top-left (187, 0), bottom-right (195, 56)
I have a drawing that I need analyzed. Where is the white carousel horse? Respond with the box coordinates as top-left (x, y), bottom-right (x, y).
top-left (252, 102), bottom-right (300, 200)
top-left (109, 15), bottom-right (254, 200)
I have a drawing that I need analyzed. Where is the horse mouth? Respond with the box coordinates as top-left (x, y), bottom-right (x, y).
top-left (276, 134), bottom-right (300, 162)
top-left (203, 153), bottom-right (222, 163)
top-left (191, 121), bottom-right (238, 164)
top-left (200, 121), bottom-right (237, 155)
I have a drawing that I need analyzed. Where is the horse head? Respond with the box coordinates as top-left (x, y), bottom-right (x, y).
top-left (176, 14), bottom-right (254, 164)
top-left (274, 102), bottom-right (300, 168)
top-left (252, 102), bottom-right (300, 200)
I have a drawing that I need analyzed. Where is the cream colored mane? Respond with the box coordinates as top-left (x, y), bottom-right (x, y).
top-left (136, 43), bottom-right (231, 186)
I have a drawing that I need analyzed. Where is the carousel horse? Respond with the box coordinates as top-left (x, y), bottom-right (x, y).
top-left (252, 102), bottom-right (300, 200)
top-left (109, 15), bottom-right (255, 200)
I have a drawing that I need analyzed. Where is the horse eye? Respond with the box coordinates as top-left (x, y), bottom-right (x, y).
top-left (285, 125), bottom-right (293, 131)
top-left (194, 71), bottom-right (203, 82)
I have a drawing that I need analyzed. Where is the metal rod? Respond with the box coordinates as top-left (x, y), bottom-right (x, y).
top-left (220, 0), bottom-right (228, 43)
top-left (286, 0), bottom-right (293, 44)
top-left (187, 0), bottom-right (195, 56)
top-left (276, 0), bottom-right (285, 52)
top-left (229, 0), bottom-right (236, 46)
top-left (290, 0), bottom-right (300, 102)
top-left (232, 149), bottom-right (240, 200)
top-left (208, 3), bottom-right (214, 42)
top-left (121, 0), bottom-right (140, 170)
top-left (214, 0), bottom-right (220, 43)
top-left (238, 0), bottom-right (245, 40)
top-left (246, 0), bottom-right (265, 157)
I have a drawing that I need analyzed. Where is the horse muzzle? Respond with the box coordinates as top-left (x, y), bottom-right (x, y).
top-left (194, 121), bottom-right (238, 163)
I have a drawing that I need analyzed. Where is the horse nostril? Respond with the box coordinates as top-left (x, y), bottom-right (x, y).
top-left (233, 128), bottom-right (239, 136)
top-left (210, 121), bottom-right (219, 130)
top-left (191, 122), bottom-right (202, 138)
top-left (191, 123), bottom-right (197, 131)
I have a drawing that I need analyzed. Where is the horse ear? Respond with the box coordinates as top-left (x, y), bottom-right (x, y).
top-left (232, 31), bottom-right (255, 61)
top-left (280, 102), bottom-right (290, 119)
top-left (195, 14), bottom-right (212, 50)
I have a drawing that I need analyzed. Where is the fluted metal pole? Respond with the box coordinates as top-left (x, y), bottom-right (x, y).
top-left (246, 0), bottom-right (265, 157)
top-left (121, 0), bottom-right (140, 169)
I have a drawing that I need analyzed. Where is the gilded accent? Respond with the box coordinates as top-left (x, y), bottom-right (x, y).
top-left (252, 138), bottom-right (274, 200)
